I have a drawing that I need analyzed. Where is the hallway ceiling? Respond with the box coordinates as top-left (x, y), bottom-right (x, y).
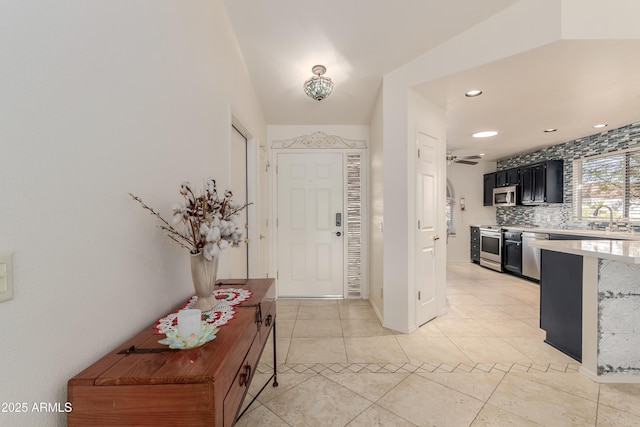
top-left (223, 1), bottom-right (640, 161)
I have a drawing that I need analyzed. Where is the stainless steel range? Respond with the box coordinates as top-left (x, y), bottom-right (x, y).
top-left (479, 225), bottom-right (502, 272)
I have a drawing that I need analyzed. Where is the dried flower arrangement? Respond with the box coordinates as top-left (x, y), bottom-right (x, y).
top-left (129, 178), bottom-right (250, 260)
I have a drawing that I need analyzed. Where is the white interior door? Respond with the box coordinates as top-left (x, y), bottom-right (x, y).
top-left (258, 145), bottom-right (269, 278)
top-left (416, 132), bottom-right (440, 325)
top-left (230, 126), bottom-right (248, 278)
top-left (277, 152), bottom-right (344, 297)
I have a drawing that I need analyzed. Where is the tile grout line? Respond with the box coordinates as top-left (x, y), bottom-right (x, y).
top-left (467, 369), bottom-right (511, 426)
top-left (262, 362), bottom-right (581, 375)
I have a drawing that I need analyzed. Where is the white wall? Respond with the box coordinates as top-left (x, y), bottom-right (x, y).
top-left (379, 83), bottom-right (448, 333)
top-left (380, 0), bottom-right (562, 333)
top-left (561, 0), bottom-right (640, 39)
top-left (0, 2), bottom-right (266, 426)
top-left (446, 161), bottom-right (497, 262)
top-left (368, 90), bottom-right (384, 318)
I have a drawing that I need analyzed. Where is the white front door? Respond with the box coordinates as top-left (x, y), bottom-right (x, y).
top-left (416, 132), bottom-right (440, 326)
top-left (277, 153), bottom-right (344, 297)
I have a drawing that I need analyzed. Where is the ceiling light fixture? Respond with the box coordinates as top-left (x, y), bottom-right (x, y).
top-left (472, 130), bottom-right (498, 138)
top-left (593, 123), bottom-right (608, 129)
top-left (465, 89), bottom-right (483, 97)
top-left (303, 65), bottom-right (334, 101)
top-left (544, 128), bottom-right (557, 133)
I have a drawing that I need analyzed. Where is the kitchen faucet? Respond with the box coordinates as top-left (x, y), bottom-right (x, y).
top-left (593, 205), bottom-right (615, 231)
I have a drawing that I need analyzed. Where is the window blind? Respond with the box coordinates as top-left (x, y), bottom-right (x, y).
top-left (573, 147), bottom-right (640, 221)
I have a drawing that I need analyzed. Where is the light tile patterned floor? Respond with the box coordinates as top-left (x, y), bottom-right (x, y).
top-left (236, 262), bottom-right (640, 426)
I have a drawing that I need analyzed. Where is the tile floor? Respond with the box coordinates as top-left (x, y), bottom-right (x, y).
top-left (237, 262), bottom-right (640, 426)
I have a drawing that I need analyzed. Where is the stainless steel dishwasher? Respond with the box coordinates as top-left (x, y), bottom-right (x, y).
top-left (522, 232), bottom-right (549, 281)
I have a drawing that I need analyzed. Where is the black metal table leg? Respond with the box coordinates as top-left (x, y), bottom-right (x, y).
top-left (272, 318), bottom-right (278, 387)
top-left (235, 317), bottom-right (278, 422)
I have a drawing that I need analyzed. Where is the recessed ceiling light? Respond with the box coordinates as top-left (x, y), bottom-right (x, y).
top-left (472, 130), bottom-right (498, 138)
top-left (465, 89), bottom-right (483, 97)
top-left (544, 128), bottom-right (557, 133)
top-left (594, 123), bottom-right (608, 129)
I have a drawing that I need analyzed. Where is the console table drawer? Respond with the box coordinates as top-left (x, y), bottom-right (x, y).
top-left (68, 383), bottom-right (214, 426)
top-left (223, 333), bottom-right (261, 426)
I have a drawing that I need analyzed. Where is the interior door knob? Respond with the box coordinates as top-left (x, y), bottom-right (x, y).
top-left (334, 231), bottom-right (342, 237)
top-left (433, 235), bottom-right (440, 241)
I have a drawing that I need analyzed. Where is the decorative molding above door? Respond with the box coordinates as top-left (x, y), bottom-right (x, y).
top-left (271, 132), bottom-right (367, 150)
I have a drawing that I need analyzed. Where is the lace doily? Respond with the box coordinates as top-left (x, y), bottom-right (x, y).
top-left (155, 288), bottom-right (252, 335)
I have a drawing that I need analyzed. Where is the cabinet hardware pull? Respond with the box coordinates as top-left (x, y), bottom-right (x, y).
top-left (255, 304), bottom-right (263, 326)
top-left (239, 364), bottom-right (252, 386)
top-left (239, 303), bottom-right (263, 327)
top-left (117, 345), bottom-right (178, 354)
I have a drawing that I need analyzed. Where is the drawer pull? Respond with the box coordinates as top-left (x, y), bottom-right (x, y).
top-left (238, 303), bottom-right (263, 327)
top-left (265, 314), bottom-right (273, 327)
top-left (255, 304), bottom-right (263, 326)
top-left (239, 364), bottom-right (252, 387)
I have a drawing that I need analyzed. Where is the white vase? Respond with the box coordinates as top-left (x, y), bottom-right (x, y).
top-left (190, 251), bottom-right (219, 311)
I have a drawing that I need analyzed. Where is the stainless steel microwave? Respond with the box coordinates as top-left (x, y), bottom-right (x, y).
top-left (493, 185), bottom-right (517, 206)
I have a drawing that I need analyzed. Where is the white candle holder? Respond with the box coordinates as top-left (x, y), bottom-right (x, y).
top-left (177, 308), bottom-right (202, 340)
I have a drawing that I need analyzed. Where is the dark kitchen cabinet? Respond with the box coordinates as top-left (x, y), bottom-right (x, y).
top-left (496, 168), bottom-right (519, 187)
top-left (483, 173), bottom-right (496, 206)
top-left (496, 170), bottom-right (507, 187)
top-left (539, 233), bottom-right (621, 362)
top-left (549, 233), bottom-right (611, 241)
top-left (470, 226), bottom-right (480, 263)
top-left (506, 168), bottom-right (519, 186)
top-left (502, 229), bottom-right (522, 275)
top-left (520, 160), bottom-right (563, 205)
top-left (540, 249), bottom-right (582, 361)
top-left (520, 164), bottom-right (541, 204)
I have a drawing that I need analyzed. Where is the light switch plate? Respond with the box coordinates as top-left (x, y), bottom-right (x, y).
top-left (0, 251), bottom-right (13, 303)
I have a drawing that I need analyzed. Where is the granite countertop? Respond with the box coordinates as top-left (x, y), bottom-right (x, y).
top-left (528, 239), bottom-right (640, 263)
top-left (497, 225), bottom-right (640, 241)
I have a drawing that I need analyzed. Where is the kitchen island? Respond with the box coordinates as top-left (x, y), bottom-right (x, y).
top-left (530, 239), bottom-right (640, 384)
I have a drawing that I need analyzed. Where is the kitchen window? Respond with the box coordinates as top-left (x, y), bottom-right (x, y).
top-left (573, 147), bottom-right (640, 220)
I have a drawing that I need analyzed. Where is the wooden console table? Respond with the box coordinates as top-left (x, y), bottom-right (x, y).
top-left (67, 278), bottom-right (277, 426)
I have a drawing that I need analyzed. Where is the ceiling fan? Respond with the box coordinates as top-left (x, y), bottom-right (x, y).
top-left (446, 154), bottom-right (482, 165)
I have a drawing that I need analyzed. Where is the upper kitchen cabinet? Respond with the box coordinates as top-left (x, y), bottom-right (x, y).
top-left (520, 160), bottom-right (563, 205)
top-left (496, 167), bottom-right (519, 187)
top-left (483, 172), bottom-right (496, 206)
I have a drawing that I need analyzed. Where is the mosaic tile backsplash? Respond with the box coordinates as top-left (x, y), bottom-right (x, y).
top-left (597, 259), bottom-right (640, 375)
top-left (496, 121), bottom-right (640, 228)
